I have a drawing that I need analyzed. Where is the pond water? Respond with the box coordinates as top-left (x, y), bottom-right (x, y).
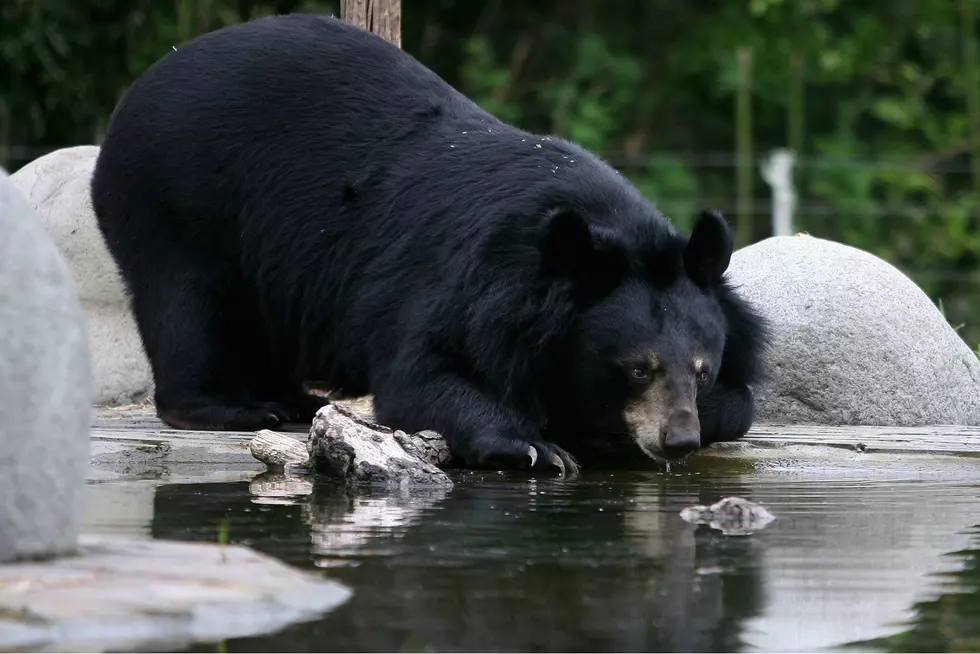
top-left (84, 452), bottom-right (980, 653)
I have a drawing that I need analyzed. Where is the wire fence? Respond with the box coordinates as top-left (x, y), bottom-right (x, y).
top-left (5, 143), bottom-right (978, 345)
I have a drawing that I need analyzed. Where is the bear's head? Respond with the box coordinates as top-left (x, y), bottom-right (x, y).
top-left (538, 207), bottom-right (734, 463)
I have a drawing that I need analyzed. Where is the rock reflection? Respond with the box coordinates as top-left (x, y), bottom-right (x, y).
top-left (241, 472), bottom-right (767, 652)
top-left (248, 470), bottom-right (314, 506)
top-left (307, 483), bottom-right (451, 562)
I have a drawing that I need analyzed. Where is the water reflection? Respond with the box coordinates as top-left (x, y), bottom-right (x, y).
top-left (308, 484), bottom-right (451, 562)
top-left (136, 459), bottom-right (980, 653)
top-left (153, 471), bottom-right (765, 651)
top-left (847, 525), bottom-right (980, 653)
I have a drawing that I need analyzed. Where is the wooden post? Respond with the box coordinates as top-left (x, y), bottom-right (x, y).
top-left (960, 0), bottom-right (980, 194)
top-left (761, 149), bottom-right (797, 237)
top-left (341, 0), bottom-right (401, 48)
top-left (788, 53), bottom-right (805, 187)
top-left (734, 46), bottom-right (755, 248)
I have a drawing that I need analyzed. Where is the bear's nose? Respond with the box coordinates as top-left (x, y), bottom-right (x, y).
top-left (662, 428), bottom-right (700, 459)
top-left (661, 408), bottom-right (701, 459)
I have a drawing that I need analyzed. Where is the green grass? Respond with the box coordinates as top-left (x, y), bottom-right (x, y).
top-left (937, 298), bottom-right (966, 333)
top-left (217, 516), bottom-right (230, 563)
top-left (936, 298), bottom-right (978, 359)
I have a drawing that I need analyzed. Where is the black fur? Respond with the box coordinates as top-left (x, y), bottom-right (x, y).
top-left (90, 14), bottom-right (768, 472)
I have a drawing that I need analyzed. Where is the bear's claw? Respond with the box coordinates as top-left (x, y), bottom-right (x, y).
top-left (468, 434), bottom-right (580, 476)
top-left (532, 440), bottom-right (580, 477)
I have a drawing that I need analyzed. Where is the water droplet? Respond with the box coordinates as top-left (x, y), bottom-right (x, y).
top-left (665, 462), bottom-right (671, 473)
top-left (534, 143), bottom-right (542, 149)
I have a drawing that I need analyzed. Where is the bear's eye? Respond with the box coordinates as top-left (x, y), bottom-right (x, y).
top-left (630, 366), bottom-right (649, 380)
top-left (696, 370), bottom-right (710, 385)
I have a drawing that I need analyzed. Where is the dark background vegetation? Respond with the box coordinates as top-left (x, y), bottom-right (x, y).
top-left (2, 0), bottom-right (978, 347)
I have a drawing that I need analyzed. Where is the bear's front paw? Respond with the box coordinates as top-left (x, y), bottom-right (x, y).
top-left (464, 432), bottom-right (580, 477)
top-left (263, 392), bottom-right (330, 424)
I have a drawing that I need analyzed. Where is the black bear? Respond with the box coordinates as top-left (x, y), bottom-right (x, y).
top-left (91, 14), bottom-right (768, 474)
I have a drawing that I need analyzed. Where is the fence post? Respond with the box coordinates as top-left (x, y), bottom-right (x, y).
top-left (761, 148), bottom-right (796, 237)
top-left (341, 0), bottom-right (401, 48)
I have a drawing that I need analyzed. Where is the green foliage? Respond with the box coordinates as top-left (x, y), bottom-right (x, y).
top-left (538, 35), bottom-right (641, 152)
top-left (2, 0), bottom-right (978, 342)
top-left (457, 31), bottom-right (695, 228)
top-left (630, 157), bottom-right (703, 233)
top-left (458, 37), bottom-right (522, 125)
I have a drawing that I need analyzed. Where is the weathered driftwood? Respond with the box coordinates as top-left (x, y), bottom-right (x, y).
top-left (249, 404), bottom-right (453, 488)
top-left (249, 430), bottom-right (310, 469)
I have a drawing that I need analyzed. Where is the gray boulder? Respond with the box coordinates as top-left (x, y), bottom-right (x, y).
top-left (0, 170), bottom-right (92, 562)
top-left (10, 146), bottom-right (152, 405)
top-left (727, 234), bottom-right (980, 426)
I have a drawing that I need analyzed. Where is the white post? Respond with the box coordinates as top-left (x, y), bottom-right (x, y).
top-left (761, 148), bottom-right (796, 237)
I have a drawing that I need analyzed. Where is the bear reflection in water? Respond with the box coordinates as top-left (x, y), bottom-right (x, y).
top-left (156, 476), bottom-right (765, 652)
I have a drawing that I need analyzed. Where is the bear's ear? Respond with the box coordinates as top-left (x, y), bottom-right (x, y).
top-left (538, 210), bottom-right (595, 277)
top-left (684, 208), bottom-right (733, 288)
top-left (538, 209), bottom-right (625, 298)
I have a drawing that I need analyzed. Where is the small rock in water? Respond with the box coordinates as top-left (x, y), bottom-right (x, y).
top-left (679, 496), bottom-right (776, 536)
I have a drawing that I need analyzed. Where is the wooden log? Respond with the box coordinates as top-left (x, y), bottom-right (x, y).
top-left (248, 404), bottom-right (453, 488)
top-left (248, 430), bottom-right (310, 470)
top-left (308, 404), bottom-right (451, 487)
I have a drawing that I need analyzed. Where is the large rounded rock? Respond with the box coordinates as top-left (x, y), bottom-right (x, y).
top-left (0, 170), bottom-right (92, 562)
top-left (10, 146), bottom-right (152, 405)
top-left (727, 235), bottom-right (980, 426)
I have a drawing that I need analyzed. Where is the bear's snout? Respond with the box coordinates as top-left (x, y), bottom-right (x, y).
top-left (625, 385), bottom-right (702, 462)
top-left (661, 407), bottom-right (701, 459)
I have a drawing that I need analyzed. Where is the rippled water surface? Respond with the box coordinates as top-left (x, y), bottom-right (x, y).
top-left (85, 453), bottom-right (980, 652)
